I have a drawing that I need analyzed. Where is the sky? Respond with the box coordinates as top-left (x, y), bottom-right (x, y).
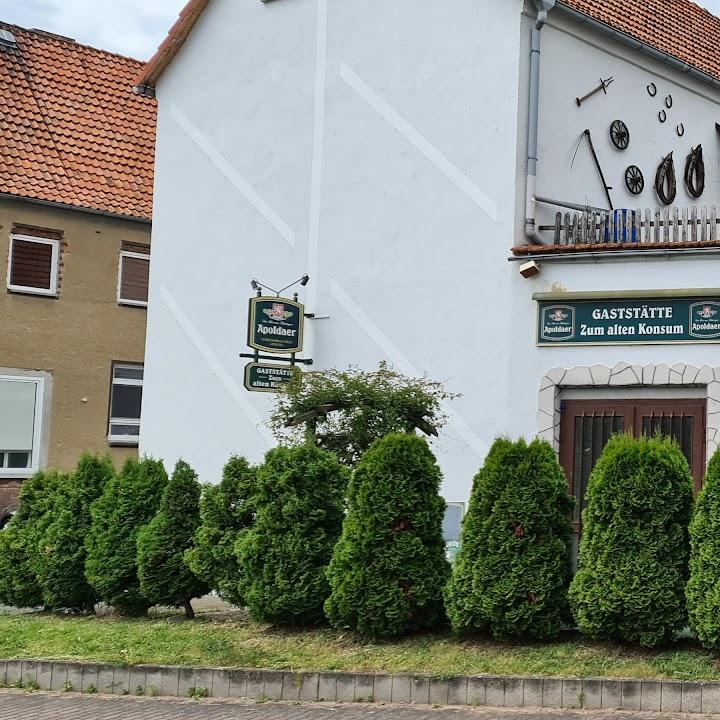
top-left (0, 0), bottom-right (720, 61)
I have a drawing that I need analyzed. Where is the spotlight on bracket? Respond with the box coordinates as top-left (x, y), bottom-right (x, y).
top-left (250, 278), bottom-right (261, 291)
top-left (519, 260), bottom-right (541, 279)
top-left (300, 274), bottom-right (310, 287)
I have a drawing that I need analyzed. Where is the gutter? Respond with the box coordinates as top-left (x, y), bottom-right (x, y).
top-left (524, 0), bottom-right (556, 246)
top-left (0, 192), bottom-right (152, 226)
top-left (508, 247), bottom-right (720, 263)
top-left (555, 2), bottom-right (720, 91)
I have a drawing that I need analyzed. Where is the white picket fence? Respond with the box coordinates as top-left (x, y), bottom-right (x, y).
top-left (550, 206), bottom-right (719, 246)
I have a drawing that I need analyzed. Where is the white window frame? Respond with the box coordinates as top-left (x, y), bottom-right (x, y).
top-left (0, 374), bottom-right (45, 479)
top-left (108, 363), bottom-right (143, 446)
top-left (6, 233), bottom-right (60, 297)
top-left (117, 251), bottom-right (149, 308)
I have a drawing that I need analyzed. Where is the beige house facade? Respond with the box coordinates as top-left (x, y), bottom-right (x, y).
top-left (0, 25), bottom-right (156, 525)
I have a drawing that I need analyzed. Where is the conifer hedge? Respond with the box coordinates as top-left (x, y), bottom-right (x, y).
top-left (0, 470), bottom-right (62, 609)
top-left (34, 455), bottom-right (114, 611)
top-left (185, 456), bottom-right (256, 606)
top-left (687, 449), bottom-right (720, 648)
top-left (445, 437), bottom-right (573, 639)
top-left (136, 460), bottom-right (207, 618)
top-left (85, 458), bottom-right (168, 615)
top-left (236, 444), bottom-right (348, 625)
top-left (325, 433), bottom-right (449, 638)
top-left (569, 434), bottom-right (693, 647)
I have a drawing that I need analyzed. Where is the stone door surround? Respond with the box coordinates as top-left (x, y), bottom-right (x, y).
top-left (538, 363), bottom-right (720, 462)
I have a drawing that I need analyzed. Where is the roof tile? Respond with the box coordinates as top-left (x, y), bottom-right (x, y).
top-left (0, 24), bottom-right (156, 220)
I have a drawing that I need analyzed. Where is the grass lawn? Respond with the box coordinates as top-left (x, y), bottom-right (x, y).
top-left (1, 608), bottom-right (720, 680)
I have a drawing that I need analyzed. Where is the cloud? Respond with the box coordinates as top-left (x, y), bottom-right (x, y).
top-left (0, 0), bottom-right (186, 60)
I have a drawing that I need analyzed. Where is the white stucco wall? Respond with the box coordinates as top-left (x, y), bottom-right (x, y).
top-left (142, 0), bottom-right (720, 504)
top-left (142, 0), bottom-right (525, 503)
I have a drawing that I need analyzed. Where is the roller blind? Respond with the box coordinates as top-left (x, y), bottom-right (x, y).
top-left (0, 379), bottom-right (37, 451)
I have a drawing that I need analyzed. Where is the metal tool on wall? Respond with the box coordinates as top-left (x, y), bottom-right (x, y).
top-left (655, 152), bottom-right (677, 206)
top-left (576, 76), bottom-right (613, 107)
top-left (575, 129), bottom-right (614, 209)
top-left (685, 145), bottom-right (705, 198)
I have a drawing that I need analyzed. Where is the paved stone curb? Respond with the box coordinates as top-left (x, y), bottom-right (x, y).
top-left (2, 659), bottom-right (720, 713)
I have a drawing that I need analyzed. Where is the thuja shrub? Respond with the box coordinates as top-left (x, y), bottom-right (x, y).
top-left (35, 455), bottom-right (115, 611)
top-left (687, 449), bottom-right (720, 648)
top-left (236, 445), bottom-right (348, 625)
top-left (569, 434), bottom-right (693, 647)
top-left (185, 456), bottom-right (256, 606)
top-left (445, 437), bottom-right (574, 639)
top-left (0, 470), bottom-right (62, 609)
top-left (136, 460), bottom-right (208, 618)
top-left (325, 433), bottom-right (449, 638)
top-left (85, 458), bottom-right (168, 616)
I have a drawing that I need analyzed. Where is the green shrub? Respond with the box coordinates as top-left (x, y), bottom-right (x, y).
top-left (185, 456), bottom-right (256, 606)
top-left (136, 460), bottom-right (208, 618)
top-left (325, 433), bottom-right (449, 638)
top-left (569, 434), bottom-right (693, 647)
top-left (34, 455), bottom-right (114, 611)
top-left (445, 438), bottom-right (574, 639)
top-left (687, 449), bottom-right (720, 648)
top-left (236, 444), bottom-right (348, 625)
top-left (0, 470), bottom-right (62, 608)
top-left (85, 458), bottom-right (168, 616)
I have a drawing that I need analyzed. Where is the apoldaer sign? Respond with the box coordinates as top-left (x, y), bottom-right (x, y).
top-left (248, 296), bottom-right (304, 354)
top-left (538, 297), bottom-right (720, 345)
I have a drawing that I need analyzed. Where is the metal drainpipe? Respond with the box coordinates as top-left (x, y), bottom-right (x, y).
top-left (524, 0), bottom-right (555, 245)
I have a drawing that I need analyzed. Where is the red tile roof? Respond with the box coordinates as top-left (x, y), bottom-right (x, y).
top-left (559, 0), bottom-right (720, 83)
top-left (137, 0), bottom-right (720, 91)
top-left (0, 24), bottom-right (156, 221)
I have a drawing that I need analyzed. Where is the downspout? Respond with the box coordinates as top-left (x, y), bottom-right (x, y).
top-left (524, 0), bottom-right (555, 245)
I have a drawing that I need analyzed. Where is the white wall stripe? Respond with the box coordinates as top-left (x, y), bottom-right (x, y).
top-left (169, 103), bottom-right (296, 248)
top-left (330, 280), bottom-right (487, 458)
top-left (339, 62), bottom-right (498, 222)
top-left (160, 285), bottom-right (274, 447)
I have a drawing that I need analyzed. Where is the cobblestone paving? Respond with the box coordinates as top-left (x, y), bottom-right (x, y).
top-left (0, 692), bottom-right (716, 720)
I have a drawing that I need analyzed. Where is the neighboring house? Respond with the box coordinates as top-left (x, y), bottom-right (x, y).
top-left (0, 25), bottom-right (156, 527)
top-left (137, 0), bottom-right (720, 547)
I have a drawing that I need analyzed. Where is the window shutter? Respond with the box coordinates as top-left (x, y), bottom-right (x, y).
top-left (119, 254), bottom-right (149, 303)
top-left (10, 239), bottom-right (53, 290)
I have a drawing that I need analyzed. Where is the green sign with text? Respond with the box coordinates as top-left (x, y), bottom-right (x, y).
top-left (244, 363), bottom-right (299, 393)
top-left (248, 296), bottom-right (305, 354)
top-left (538, 297), bottom-right (720, 345)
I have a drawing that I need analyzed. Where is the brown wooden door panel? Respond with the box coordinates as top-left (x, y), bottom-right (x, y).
top-left (559, 398), bottom-right (706, 534)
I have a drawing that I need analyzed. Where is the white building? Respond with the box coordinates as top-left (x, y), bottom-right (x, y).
top-left (136, 0), bottom-right (720, 544)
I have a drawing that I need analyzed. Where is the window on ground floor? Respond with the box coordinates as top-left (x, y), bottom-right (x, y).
top-left (559, 397), bottom-right (706, 536)
top-left (0, 374), bottom-right (46, 477)
top-left (108, 363), bottom-right (143, 446)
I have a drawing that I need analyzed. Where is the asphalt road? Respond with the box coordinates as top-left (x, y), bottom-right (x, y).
top-left (0, 692), bottom-right (716, 720)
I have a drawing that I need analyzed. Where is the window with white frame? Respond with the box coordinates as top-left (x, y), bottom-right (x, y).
top-left (443, 502), bottom-right (465, 563)
top-left (117, 251), bottom-right (149, 306)
top-left (6, 233), bottom-right (60, 296)
top-left (0, 375), bottom-right (45, 477)
top-left (108, 363), bottom-right (143, 445)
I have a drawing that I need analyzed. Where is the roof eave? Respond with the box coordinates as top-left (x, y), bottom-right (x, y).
top-left (134, 0), bottom-right (211, 92)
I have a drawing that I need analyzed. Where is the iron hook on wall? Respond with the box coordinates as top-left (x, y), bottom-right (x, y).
top-left (665, 94), bottom-right (673, 109)
top-left (677, 123), bottom-right (685, 137)
top-left (659, 109), bottom-right (667, 123)
top-left (647, 82), bottom-right (657, 97)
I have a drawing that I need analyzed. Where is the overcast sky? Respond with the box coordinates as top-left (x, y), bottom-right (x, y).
top-left (0, 0), bottom-right (720, 60)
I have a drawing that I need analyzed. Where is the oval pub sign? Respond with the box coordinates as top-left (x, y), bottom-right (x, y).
top-left (248, 296), bottom-right (305, 354)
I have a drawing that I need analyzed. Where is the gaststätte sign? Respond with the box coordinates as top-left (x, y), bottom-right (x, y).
top-left (248, 296), bottom-right (304, 354)
top-left (244, 362), bottom-right (299, 393)
top-left (538, 297), bottom-right (720, 345)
